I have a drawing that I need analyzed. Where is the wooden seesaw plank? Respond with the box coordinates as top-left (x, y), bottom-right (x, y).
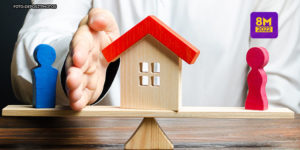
top-left (2, 105), bottom-right (294, 118)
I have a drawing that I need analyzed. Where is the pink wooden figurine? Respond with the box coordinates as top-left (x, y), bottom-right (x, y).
top-left (245, 47), bottom-right (269, 110)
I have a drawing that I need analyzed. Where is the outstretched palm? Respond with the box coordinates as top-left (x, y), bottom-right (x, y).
top-left (65, 8), bottom-right (120, 111)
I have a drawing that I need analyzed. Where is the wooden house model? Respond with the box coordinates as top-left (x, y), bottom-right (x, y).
top-left (102, 16), bottom-right (200, 111)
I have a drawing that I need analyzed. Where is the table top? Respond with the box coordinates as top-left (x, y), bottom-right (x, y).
top-left (0, 116), bottom-right (299, 149)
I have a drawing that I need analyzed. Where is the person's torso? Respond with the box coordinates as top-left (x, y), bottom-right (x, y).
top-left (94, 0), bottom-right (254, 106)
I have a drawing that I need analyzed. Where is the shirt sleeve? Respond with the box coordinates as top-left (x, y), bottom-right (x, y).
top-left (11, 0), bottom-right (91, 105)
top-left (250, 0), bottom-right (300, 113)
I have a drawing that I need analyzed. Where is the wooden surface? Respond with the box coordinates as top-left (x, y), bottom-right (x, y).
top-left (125, 118), bottom-right (173, 149)
top-left (102, 15), bottom-right (200, 64)
top-left (2, 105), bottom-right (294, 118)
top-left (0, 115), bottom-right (299, 149)
top-left (120, 35), bottom-right (181, 111)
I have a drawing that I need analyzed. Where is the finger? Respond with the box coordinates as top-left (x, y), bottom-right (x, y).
top-left (88, 8), bottom-right (120, 40)
top-left (71, 39), bottom-right (90, 68)
top-left (70, 89), bottom-right (92, 111)
top-left (66, 67), bottom-right (83, 91)
top-left (71, 25), bottom-right (93, 67)
top-left (69, 85), bottom-right (83, 103)
top-left (79, 16), bottom-right (88, 27)
top-left (72, 23), bottom-right (93, 50)
top-left (78, 53), bottom-right (92, 73)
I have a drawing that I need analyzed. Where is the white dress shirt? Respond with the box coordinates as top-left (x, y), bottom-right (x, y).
top-left (11, 0), bottom-right (300, 113)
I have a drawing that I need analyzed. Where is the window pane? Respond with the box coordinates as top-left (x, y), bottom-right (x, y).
top-left (153, 76), bottom-right (160, 86)
top-left (140, 76), bottom-right (149, 86)
top-left (153, 62), bottom-right (160, 73)
top-left (140, 62), bottom-right (148, 72)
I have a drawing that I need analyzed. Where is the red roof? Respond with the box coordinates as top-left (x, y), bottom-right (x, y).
top-left (102, 16), bottom-right (200, 64)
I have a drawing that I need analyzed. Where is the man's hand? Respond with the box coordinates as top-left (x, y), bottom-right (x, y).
top-left (65, 8), bottom-right (120, 111)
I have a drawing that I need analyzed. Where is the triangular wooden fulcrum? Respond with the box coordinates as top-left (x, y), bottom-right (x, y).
top-left (125, 117), bottom-right (173, 149)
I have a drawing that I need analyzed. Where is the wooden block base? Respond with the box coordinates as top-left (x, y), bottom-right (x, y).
top-left (125, 117), bottom-right (173, 149)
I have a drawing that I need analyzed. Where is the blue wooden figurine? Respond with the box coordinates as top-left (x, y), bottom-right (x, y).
top-left (32, 44), bottom-right (58, 108)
